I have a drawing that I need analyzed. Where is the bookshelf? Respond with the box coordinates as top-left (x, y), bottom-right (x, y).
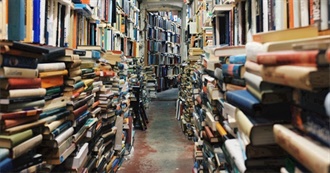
top-left (180, 0), bottom-right (330, 172)
top-left (145, 10), bottom-right (182, 91)
top-left (0, 0), bottom-right (144, 172)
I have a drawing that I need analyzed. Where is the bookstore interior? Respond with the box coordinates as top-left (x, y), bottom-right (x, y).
top-left (0, 0), bottom-right (329, 172)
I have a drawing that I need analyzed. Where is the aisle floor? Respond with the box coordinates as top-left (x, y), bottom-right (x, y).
top-left (118, 88), bottom-right (194, 173)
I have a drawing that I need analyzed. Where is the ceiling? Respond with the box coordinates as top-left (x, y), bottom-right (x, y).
top-left (142, 0), bottom-right (184, 11)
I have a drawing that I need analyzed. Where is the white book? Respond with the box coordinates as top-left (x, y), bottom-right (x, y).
top-left (114, 116), bottom-right (123, 151)
top-left (40, 0), bottom-right (46, 44)
top-left (66, 142), bottom-right (88, 169)
top-left (300, 0), bottom-right (309, 27)
top-left (205, 111), bottom-right (216, 131)
top-left (55, 127), bottom-right (74, 146)
top-left (320, 0), bottom-right (329, 30)
top-left (262, 0), bottom-right (268, 32)
top-left (275, 0), bottom-right (288, 30)
top-left (224, 139), bottom-right (246, 173)
top-left (222, 101), bottom-right (237, 120)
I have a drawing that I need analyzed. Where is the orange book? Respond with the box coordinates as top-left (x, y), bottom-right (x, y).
top-left (327, 49), bottom-right (330, 62)
top-left (81, 0), bottom-right (90, 4)
top-left (256, 50), bottom-right (325, 66)
top-left (39, 69), bottom-right (68, 78)
top-left (0, 78), bottom-right (41, 90)
top-left (41, 75), bottom-right (64, 89)
top-left (288, 0), bottom-right (294, 28)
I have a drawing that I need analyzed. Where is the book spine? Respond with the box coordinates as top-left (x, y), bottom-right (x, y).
top-left (274, 124), bottom-right (330, 173)
top-left (43, 118), bottom-right (66, 134)
top-left (51, 121), bottom-right (72, 138)
top-left (256, 50), bottom-right (319, 65)
top-left (1, 54), bottom-right (38, 69)
top-left (8, 0), bottom-right (25, 41)
top-left (37, 62), bottom-right (66, 72)
top-left (0, 109), bottom-right (42, 120)
top-left (39, 69), bottom-right (68, 78)
top-left (2, 67), bottom-right (38, 78)
top-left (221, 64), bottom-right (244, 79)
top-left (55, 127), bottom-right (74, 146)
top-left (7, 78), bottom-right (41, 89)
top-left (41, 75), bottom-right (64, 89)
top-left (229, 55), bottom-right (247, 64)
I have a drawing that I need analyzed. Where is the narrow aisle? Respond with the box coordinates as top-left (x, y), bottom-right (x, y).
top-left (118, 89), bottom-right (194, 173)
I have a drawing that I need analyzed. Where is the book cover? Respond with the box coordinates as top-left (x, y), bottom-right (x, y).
top-left (221, 64), bottom-right (245, 79)
top-left (38, 62), bottom-right (66, 72)
top-left (39, 69), bottom-right (68, 78)
top-left (0, 148), bottom-right (9, 161)
top-left (235, 109), bottom-right (290, 146)
top-left (0, 129), bottom-right (33, 148)
top-left (225, 89), bottom-right (291, 117)
top-left (41, 75), bottom-right (64, 88)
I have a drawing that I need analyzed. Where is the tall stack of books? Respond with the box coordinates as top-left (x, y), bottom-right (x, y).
top-left (143, 65), bottom-right (158, 99)
top-left (0, 41), bottom-right (69, 172)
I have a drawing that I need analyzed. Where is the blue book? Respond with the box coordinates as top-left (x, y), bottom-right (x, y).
top-left (33, 0), bottom-right (41, 43)
top-left (1, 54), bottom-right (38, 69)
top-left (221, 64), bottom-right (244, 79)
top-left (8, 0), bottom-right (25, 41)
top-left (229, 54), bottom-right (247, 64)
top-left (0, 158), bottom-right (13, 172)
top-left (225, 89), bottom-right (291, 118)
top-left (0, 148), bottom-right (9, 162)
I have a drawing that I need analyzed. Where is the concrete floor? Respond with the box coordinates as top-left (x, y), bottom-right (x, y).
top-left (118, 88), bottom-right (194, 173)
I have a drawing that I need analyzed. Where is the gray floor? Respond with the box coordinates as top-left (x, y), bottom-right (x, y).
top-left (118, 88), bottom-right (193, 173)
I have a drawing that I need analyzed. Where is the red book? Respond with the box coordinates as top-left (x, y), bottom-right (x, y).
top-left (327, 49), bottom-right (330, 63)
top-left (2, 115), bottom-right (40, 129)
top-left (0, 109), bottom-right (42, 120)
top-left (0, 78), bottom-right (41, 90)
top-left (256, 50), bottom-right (327, 66)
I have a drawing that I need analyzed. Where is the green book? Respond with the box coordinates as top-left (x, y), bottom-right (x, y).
top-left (0, 129), bottom-right (33, 148)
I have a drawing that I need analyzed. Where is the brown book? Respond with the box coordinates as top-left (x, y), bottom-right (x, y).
top-left (0, 109), bottom-right (42, 120)
top-left (0, 67), bottom-right (38, 78)
top-left (2, 115), bottom-right (40, 129)
top-left (0, 78), bottom-right (41, 90)
top-left (72, 104), bottom-right (89, 119)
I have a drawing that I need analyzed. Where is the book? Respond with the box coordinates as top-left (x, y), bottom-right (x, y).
top-left (274, 124), bottom-right (330, 173)
top-left (41, 75), bottom-right (64, 88)
top-left (0, 129), bottom-right (33, 148)
top-left (2, 115), bottom-right (40, 129)
top-left (0, 88), bottom-right (46, 99)
top-left (225, 89), bottom-right (291, 117)
top-left (221, 64), bottom-right (245, 79)
top-left (37, 62), bottom-right (66, 72)
top-left (42, 127), bottom-right (74, 148)
top-left (246, 84), bottom-right (292, 104)
top-left (11, 134), bottom-right (42, 159)
top-left (256, 50), bottom-right (329, 66)
top-left (0, 148), bottom-right (9, 161)
top-left (261, 65), bottom-right (329, 91)
top-left (0, 99), bottom-right (45, 112)
top-left (8, 0), bottom-right (25, 41)
top-left (252, 26), bottom-right (319, 43)
top-left (0, 78), bottom-right (41, 90)
top-left (0, 54), bottom-right (38, 69)
top-left (0, 66), bottom-right (38, 78)
top-left (212, 45), bottom-right (246, 57)
top-left (38, 69), bottom-right (68, 78)
top-left (0, 158), bottom-right (12, 172)
top-left (235, 109), bottom-right (290, 146)
top-left (45, 143), bottom-right (76, 165)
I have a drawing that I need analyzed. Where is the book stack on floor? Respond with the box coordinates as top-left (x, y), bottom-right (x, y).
top-left (0, 41), bottom-right (67, 172)
top-left (143, 65), bottom-right (158, 100)
top-left (176, 62), bottom-right (202, 139)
